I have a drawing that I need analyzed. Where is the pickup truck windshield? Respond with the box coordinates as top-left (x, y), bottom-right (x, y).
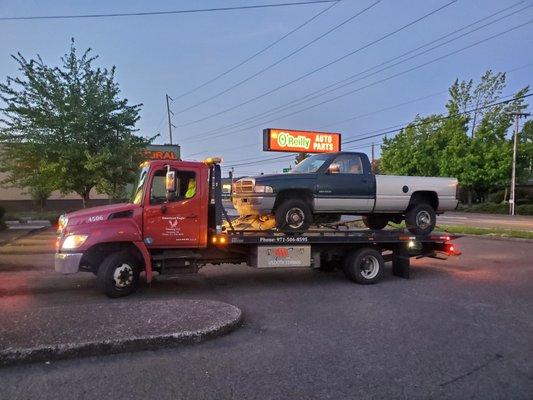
top-left (291, 154), bottom-right (330, 173)
top-left (131, 164), bottom-right (150, 204)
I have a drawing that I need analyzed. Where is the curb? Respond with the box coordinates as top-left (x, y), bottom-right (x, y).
top-left (0, 301), bottom-right (242, 367)
top-left (454, 233), bottom-right (533, 243)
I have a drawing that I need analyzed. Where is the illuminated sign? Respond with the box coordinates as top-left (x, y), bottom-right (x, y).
top-left (263, 128), bottom-right (341, 153)
top-left (143, 150), bottom-right (179, 160)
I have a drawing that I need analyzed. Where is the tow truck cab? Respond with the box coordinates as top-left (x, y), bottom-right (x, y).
top-left (55, 159), bottom-right (225, 284)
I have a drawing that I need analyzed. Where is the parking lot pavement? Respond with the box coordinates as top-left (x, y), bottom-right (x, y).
top-left (0, 235), bottom-right (532, 399)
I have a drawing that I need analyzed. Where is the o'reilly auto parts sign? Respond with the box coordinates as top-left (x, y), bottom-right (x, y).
top-left (263, 128), bottom-right (341, 153)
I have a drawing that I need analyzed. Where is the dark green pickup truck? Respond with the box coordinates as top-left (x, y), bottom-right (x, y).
top-left (232, 152), bottom-right (459, 235)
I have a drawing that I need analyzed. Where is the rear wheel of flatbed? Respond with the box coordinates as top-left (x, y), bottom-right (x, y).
top-left (343, 248), bottom-right (384, 284)
top-left (97, 251), bottom-right (141, 298)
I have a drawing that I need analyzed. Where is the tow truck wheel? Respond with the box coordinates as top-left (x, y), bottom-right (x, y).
top-left (405, 203), bottom-right (436, 235)
top-left (275, 199), bottom-right (312, 232)
top-left (343, 248), bottom-right (384, 284)
top-left (97, 251), bottom-right (141, 298)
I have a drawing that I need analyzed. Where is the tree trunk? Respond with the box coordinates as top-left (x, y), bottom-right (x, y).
top-left (81, 188), bottom-right (91, 208)
top-left (467, 189), bottom-right (473, 206)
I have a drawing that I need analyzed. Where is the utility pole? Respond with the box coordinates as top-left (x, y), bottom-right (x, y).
top-left (166, 94), bottom-right (176, 145)
top-left (371, 143), bottom-right (375, 163)
top-left (509, 112), bottom-right (530, 216)
top-left (229, 167), bottom-right (234, 202)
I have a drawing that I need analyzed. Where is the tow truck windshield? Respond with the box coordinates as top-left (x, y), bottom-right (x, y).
top-left (291, 153), bottom-right (330, 173)
top-left (131, 164), bottom-right (150, 204)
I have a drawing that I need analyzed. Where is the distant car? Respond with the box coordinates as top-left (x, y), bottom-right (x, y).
top-left (232, 152), bottom-right (459, 235)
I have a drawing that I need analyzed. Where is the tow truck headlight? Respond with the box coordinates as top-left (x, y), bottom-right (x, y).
top-left (57, 214), bottom-right (68, 233)
top-left (61, 234), bottom-right (88, 250)
top-left (254, 185), bottom-right (274, 193)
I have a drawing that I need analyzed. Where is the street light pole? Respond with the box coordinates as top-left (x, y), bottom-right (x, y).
top-left (509, 112), bottom-right (530, 216)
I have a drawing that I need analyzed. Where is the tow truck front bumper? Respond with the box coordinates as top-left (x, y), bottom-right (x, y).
top-left (232, 195), bottom-right (275, 216)
top-left (55, 252), bottom-right (83, 274)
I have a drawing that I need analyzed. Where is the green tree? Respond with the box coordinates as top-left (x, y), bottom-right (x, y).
top-left (380, 71), bottom-right (529, 205)
top-left (0, 39), bottom-right (149, 207)
top-left (517, 119), bottom-right (533, 184)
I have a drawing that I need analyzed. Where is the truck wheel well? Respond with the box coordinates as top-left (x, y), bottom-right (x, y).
top-left (81, 242), bottom-right (144, 273)
top-left (274, 189), bottom-right (314, 212)
top-left (409, 191), bottom-right (438, 211)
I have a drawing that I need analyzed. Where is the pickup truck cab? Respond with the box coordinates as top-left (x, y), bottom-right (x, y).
top-left (232, 152), bottom-right (458, 235)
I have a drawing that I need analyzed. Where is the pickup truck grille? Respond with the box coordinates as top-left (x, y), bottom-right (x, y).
top-left (234, 179), bottom-right (254, 194)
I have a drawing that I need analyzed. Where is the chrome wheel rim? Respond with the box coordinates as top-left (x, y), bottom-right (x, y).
top-left (360, 255), bottom-right (379, 279)
top-left (286, 207), bottom-right (305, 229)
top-left (416, 210), bottom-right (431, 230)
top-left (113, 263), bottom-right (133, 288)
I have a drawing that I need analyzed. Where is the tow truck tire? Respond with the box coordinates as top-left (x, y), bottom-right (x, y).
top-left (343, 248), bottom-right (384, 284)
top-left (97, 251), bottom-right (141, 298)
top-left (275, 199), bottom-right (312, 232)
top-left (405, 203), bottom-right (436, 235)
top-left (362, 215), bottom-right (389, 230)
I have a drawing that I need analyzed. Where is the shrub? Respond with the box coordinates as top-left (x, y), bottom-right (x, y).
top-left (516, 204), bottom-right (533, 215)
top-left (466, 202), bottom-right (508, 214)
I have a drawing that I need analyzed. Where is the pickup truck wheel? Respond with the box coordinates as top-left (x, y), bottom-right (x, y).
top-left (343, 248), bottom-right (384, 284)
top-left (97, 251), bottom-right (140, 298)
top-left (405, 203), bottom-right (436, 235)
top-left (362, 215), bottom-right (389, 230)
top-left (275, 199), bottom-right (312, 232)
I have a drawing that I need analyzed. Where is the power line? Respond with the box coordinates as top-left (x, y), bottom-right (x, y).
top-left (200, 18), bottom-right (533, 143)
top-left (172, 1), bottom-right (341, 101)
top-left (174, 1), bottom-right (381, 115)
top-left (184, 62), bottom-right (532, 159)
top-left (176, 0), bottom-right (458, 128)
top-left (343, 92), bottom-right (533, 144)
top-left (0, 1), bottom-right (341, 21)
top-left (222, 92), bottom-right (532, 167)
top-left (184, 1), bottom-right (528, 142)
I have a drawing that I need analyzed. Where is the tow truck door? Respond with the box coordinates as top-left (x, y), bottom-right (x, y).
top-left (143, 166), bottom-right (201, 247)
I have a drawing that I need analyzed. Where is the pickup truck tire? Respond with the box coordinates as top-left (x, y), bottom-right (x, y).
top-left (405, 203), bottom-right (436, 235)
top-left (343, 248), bottom-right (384, 284)
top-left (275, 199), bottom-right (312, 232)
top-left (362, 215), bottom-right (389, 230)
top-left (97, 251), bottom-right (141, 298)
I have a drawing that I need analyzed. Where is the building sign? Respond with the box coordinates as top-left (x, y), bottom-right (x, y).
top-left (263, 128), bottom-right (341, 153)
top-left (143, 144), bottom-right (181, 161)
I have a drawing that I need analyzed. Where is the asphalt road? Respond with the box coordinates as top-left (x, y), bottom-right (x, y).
top-left (0, 234), bottom-right (532, 399)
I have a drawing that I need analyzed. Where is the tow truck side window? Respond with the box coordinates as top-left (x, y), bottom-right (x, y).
top-left (150, 169), bottom-right (196, 204)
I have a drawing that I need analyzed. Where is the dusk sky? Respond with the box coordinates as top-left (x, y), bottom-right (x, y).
top-left (1, 0), bottom-right (532, 176)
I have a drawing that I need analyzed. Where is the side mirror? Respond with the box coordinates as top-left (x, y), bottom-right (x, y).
top-left (327, 164), bottom-right (340, 174)
top-left (165, 170), bottom-right (176, 200)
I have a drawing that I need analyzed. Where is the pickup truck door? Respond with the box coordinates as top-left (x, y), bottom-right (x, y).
top-left (315, 154), bottom-right (375, 212)
top-left (143, 166), bottom-right (201, 247)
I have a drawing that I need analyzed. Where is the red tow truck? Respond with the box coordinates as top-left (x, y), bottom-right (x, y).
top-left (55, 157), bottom-right (460, 297)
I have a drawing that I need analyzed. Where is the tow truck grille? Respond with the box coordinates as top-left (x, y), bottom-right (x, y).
top-left (234, 179), bottom-right (254, 194)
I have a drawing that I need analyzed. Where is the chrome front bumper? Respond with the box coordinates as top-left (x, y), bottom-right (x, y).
top-left (232, 195), bottom-right (276, 216)
top-left (55, 252), bottom-right (83, 274)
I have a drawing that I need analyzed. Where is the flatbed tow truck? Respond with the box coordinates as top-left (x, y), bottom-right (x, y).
top-left (55, 158), bottom-right (461, 297)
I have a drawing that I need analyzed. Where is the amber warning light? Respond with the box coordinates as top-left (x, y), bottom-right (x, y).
top-left (263, 128), bottom-right (341, 153)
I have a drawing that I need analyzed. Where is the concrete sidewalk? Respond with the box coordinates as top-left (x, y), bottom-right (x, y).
top-left (0, 299), bottom-right (242, 366)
